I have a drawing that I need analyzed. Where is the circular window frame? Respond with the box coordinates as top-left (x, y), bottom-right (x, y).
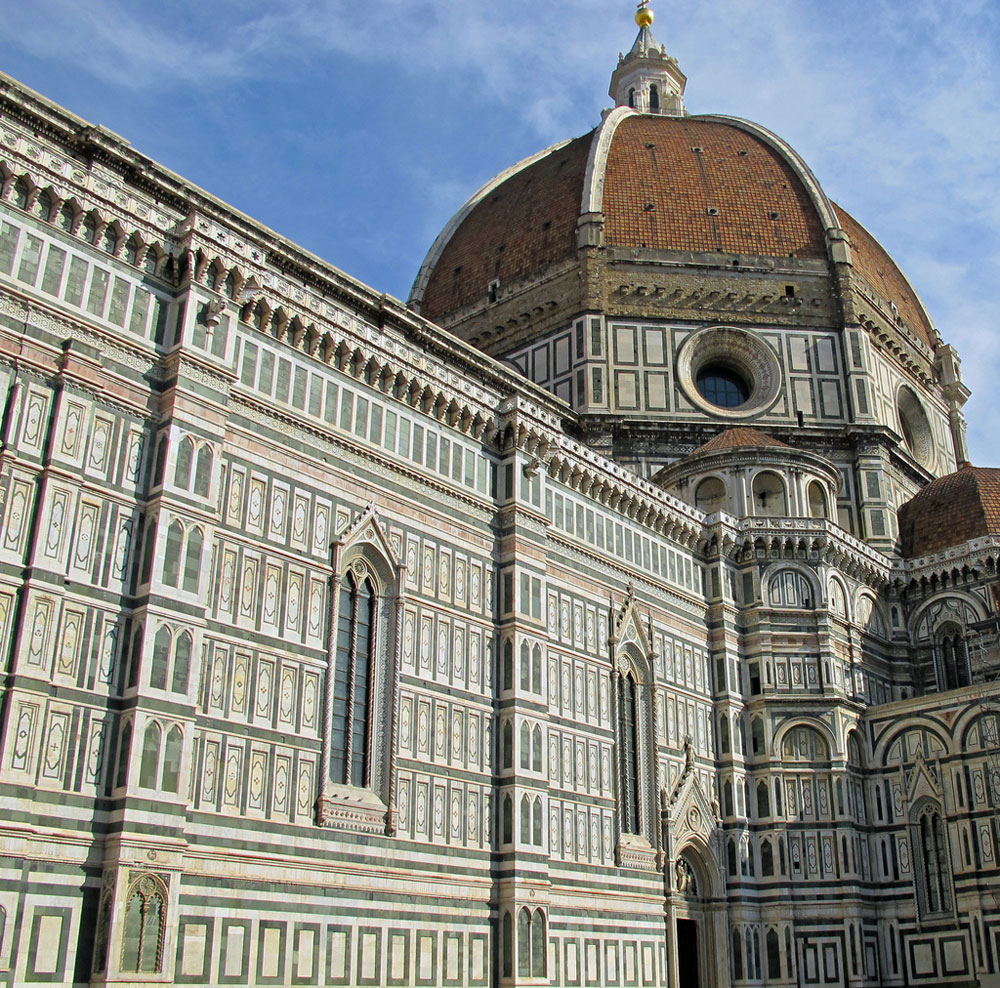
top-left (677, 326), bottom-right (782, 419)
top-left (896, 386), bottom-right (934, 469)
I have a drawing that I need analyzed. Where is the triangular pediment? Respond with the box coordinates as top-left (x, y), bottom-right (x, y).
top-left (905, 750), bottom-right (942, 806)
top-left (666, 760), bottom-right (719, 845)
top-left (611, 583), bottom-right (653, 659)
top-left (335, 503), bottom-right (402, 572)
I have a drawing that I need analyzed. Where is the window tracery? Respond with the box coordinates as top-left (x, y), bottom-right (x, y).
top-left (120, 873), bottom-right (167, 974)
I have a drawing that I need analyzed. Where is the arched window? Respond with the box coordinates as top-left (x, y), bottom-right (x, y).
top-left (58, 201), bottom-right (77, 233)
top-left (182, 528), bottom-right (203, 593)
top-left (101, 225), bottom-right (118, 255)
top-left (163, 521), bottom-right (183, 587)
top-left (757, 780), bottom-right (770, 818)
top-left (531, 910), bottom-right (546, 977)
top-left (124, 234), bottom-right (142, 266)
top-left (517, 909), bottom-right (531, 978)
top-left (531, 643), bottom-right (542, 693)
top-left (151, 435), bottom-right (167, 488)
top-left (115, 720), bottom-right (132, 789)
top-left (140, 723), bottom-right (161, 788)
top-left (912, 802), bottom-right (952, 915)
top-left (143, 247), bottom-right (160, 276)
top-left (32, 189), bottom-right (52, 222)
top-left (161, 726), bottom-right (182, 793)
top-left (12, 178), bottom-right (30, 211)
top-left (727, 838), bottom-right (737, 876)
top-left (761, 838), bottom-right (774, 876)
top-left (532, 796), bottom-right (543, 846)
top-left (171, 632), bottom-right (192, 694)
top-left (520, 641), bottom-right (530, 690)
top-left (769, 569), bottom-right (813, 608)
top-left (752, 471), bottom-right (787, 515)
top-left (331, 569), bottom-right (376, 786)
top-left (628, 87), bottom-right (636, 108)
top-left (194, 445), bottom-right (213, 497)
top-left (781, 725), bottom-right (830, 762)
top-left (174, 437), bottom-right (194, 489)
top-left (150, 626), bottom-right (171, 690)
top-left (520, 722), bottom-right (530, 770)
top-left (532, 725), bottom-right (542, 772)
top-left (720, 715), bottom-right (730, 752)
top-left (502, 640), bottom-right (513, 691)
top-left (649, 84), bottom-right (660, 112)
top-left (934, 622), bottom-right (971, 691)
top-left (723, 779), bottom-right (734, 817)
top-left (502, 721), bottom-right (513, 769)
top-left (517, 908), bottom-right (546, 978)
top-left (751, 717), bottom-right (764, 755)
top-left (82, 214), bottom-right (98, 244)
top-left (807, 480), bottom-right (828, 518)
top-left (502, 794), bottom-right (513, 844)
top-left (121, 874), bottom-right (167, 973)
top-left (127, 624), bottom-right (144, 690)
top-left (224, 271), bottom-right (239, 300)
top-left (520, 795), bottom-right (531, 843)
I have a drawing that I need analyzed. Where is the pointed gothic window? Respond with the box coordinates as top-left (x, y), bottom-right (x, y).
top-left (120, 875), bottom-right (167, 973)
top-left (331, 569), bottom-right (375, 786)
top-left (912, 801), bottom-right (952, 915)
top-left (620, 670), bottom-right (642, 833)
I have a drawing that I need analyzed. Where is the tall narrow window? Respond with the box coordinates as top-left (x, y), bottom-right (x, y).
top-left (171, 632), bottom-right (192, 694)
top-left (150, 626), bottom-right (170, 690)
top-left (163, 521), bottom-right (183, 587)
top-left (182, 528), bottom-right (203, 594)
top-left (174, 437), bottom-right (194, 489)
top-left (620, 671), bottom-right (641, 833)
top-left (517, 909), bottom-right (531, 978)
top-left (115, 720), bottom-right (132, 789)
top-left (194, 445), bottom-right (213, 496)
top-left (649, 84), bottom-right (660, 112)
top-left (502, 912), bottom-right (513, 978)
top-left (331, 570), bottom-right (375, 786)
top-left (914, 804), bottom-right (952, 915)
top-left (161, 726), bottom-right (182, 793)
top-left (140, 723), bottom-right (161, 788)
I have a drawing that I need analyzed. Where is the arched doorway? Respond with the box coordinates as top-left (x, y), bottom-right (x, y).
top-left (670, 847), bottom-right (722, 988)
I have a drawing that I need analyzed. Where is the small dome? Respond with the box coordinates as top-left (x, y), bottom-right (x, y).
top-left (693, 427), bottom-right (790, 454)
top-left (898, 465), bottom-right (1000, 557)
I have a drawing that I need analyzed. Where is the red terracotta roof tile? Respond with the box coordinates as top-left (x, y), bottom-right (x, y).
top-left (899, 465), bottom-right (1000, 556)
top-left (694, 427), bottom-right (789, 454)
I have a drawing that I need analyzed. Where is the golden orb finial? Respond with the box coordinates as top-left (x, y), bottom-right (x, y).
top-left (635, 1), bottom-right (654, 28)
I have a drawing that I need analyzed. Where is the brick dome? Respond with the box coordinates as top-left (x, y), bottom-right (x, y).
top-left (410, 110), bottom-right (935, 349)
top-left (898, 465), bottom-right (1000, 557)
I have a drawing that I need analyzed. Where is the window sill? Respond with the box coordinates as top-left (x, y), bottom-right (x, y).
top-left (617, 833), bottom-right (657, 870)
top-left (317, 785), bottom-right (389, 835)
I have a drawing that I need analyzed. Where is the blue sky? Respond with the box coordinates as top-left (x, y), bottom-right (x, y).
top-left (1, 0), bottom-right (997, 466)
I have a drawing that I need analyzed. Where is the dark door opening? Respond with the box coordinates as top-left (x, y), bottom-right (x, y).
top-left (677, 918), bottom-right (700, 988)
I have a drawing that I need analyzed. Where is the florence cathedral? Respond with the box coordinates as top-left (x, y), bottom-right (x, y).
top-left (0, 5), bottom-right (997, 987)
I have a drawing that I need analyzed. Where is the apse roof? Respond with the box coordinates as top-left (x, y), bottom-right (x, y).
top-left (898, 465), bottom-right (1000, 557)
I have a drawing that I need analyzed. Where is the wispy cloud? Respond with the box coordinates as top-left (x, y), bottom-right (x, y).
top-left (2, 0), bottom-right (997, 463)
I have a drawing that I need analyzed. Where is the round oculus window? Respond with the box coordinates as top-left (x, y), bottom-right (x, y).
top-left (677, 326), bottom-right (782, 419)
